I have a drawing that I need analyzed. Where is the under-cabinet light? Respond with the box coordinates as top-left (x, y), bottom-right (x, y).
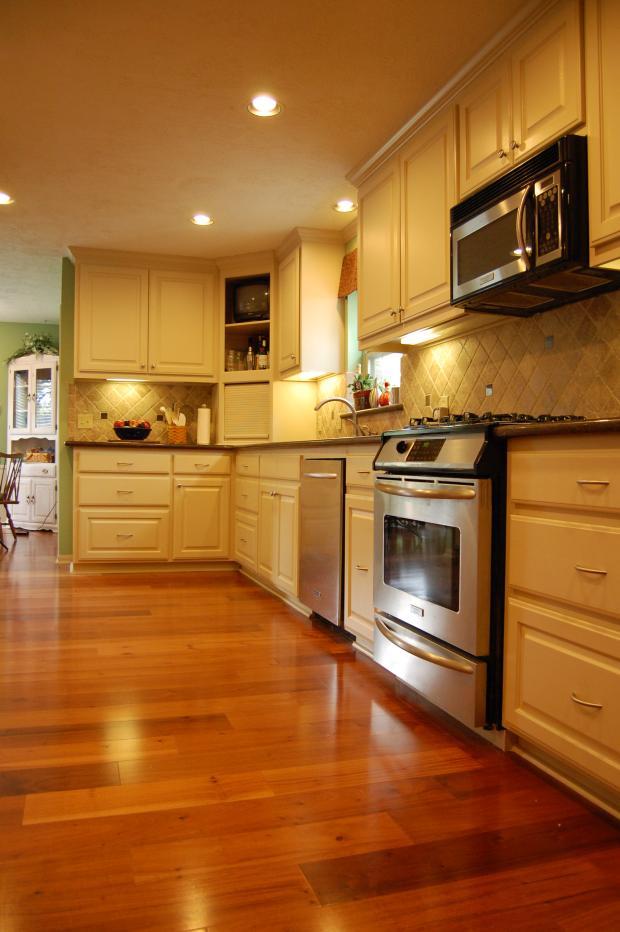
top-left (400, 328), bottom-right (437, 346)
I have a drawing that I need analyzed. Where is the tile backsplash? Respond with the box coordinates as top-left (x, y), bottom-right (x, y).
top-left (69, 381), bottom-right (215, 443)
top-left (318, 289), bottom-right (620, 438)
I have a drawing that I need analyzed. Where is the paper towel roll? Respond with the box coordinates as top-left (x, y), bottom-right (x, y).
top-left (197, 405), bottom-right (211, 445)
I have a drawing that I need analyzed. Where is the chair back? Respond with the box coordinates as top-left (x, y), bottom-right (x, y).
top-left (0, 453), bottom-right (23, 506)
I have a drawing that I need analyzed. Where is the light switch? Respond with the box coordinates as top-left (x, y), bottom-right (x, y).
top-left (78, 413), bottom-right (93, 428)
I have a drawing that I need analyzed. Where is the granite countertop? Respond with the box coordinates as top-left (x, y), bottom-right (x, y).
top-left (495, 417), bottom-right (620, 438)
top-left (65, 435), bottom-right (381, 451)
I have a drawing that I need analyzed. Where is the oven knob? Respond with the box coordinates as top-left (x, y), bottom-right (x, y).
top-left (396, 440), bottom-right (409, 454)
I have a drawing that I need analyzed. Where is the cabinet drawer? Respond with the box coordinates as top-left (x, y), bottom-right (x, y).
top-left (260, 454), bottom-right (301, 481)
top-left (76, 509), bottom-right (170, 561)
top-left (78, 449), bottom-right (171, 475)
top-left (346, 455), bottom-right (376, 490)
top-left (234, 510), bottom-right (258, 569)
top-left (509, 515), bottom-right (620, 617)
top-left (236, 476), bottom-right (259, 513)
top-left (22, 463), bottom-right (56, 478)
top-left (235, 453), bottom-right (260, 477)
top-left (510, 449), bottom-right (620, 510)
top-left (77, 475), bottom-right (171, 507)
top-left (504, 600), bottom-right (620, 789)
top-left (173, 452), bottom-right (231, 475)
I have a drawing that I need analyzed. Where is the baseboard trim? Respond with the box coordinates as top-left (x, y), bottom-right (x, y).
top-left (69, 560), bottom-right (237, 575)
top-left (238, 568), bottom-right (311, 618)
top-left (56, 554), bottom-right (72, 566)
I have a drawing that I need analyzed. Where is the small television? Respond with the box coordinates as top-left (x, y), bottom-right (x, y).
top-left (230, 276), bottom-right (270, 322)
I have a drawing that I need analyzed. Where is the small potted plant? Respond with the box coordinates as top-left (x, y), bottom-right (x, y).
top-left (348, 372), bottom-right (376, 410)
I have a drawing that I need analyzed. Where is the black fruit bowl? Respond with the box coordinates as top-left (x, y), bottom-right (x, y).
top-left (113, 426), bottom-right (152, 441)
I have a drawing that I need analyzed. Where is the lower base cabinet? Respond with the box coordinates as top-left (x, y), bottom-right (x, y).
top-left (77, 509), bottom-right (170, 561)
top-left (173, 478), bottom-right (230, 559)
top-left (12, 475), bottom-right (57, 531)
top-left (344, 492), bottom-right (375, 653)
top-left (258, 479), bottom-right (299, 597)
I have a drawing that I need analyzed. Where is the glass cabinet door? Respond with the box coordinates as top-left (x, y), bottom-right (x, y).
top-left (12, 368), bottom-right (29, 431)
top-left (33, 365), bottom-right (54, 431)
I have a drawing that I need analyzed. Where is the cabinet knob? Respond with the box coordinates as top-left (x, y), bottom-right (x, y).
top-left (150, 364), bottom-right (156, 370)
top-left (497, 148), bottom-right (507, 159)
top-left (510, 140), bottom-right (520, 151)
top-left (290, 354), bottom-right (296, 361)
top-left (390, 309), bottom-right (398, 318)
top-left (140, 364), bottom-right (146, 369)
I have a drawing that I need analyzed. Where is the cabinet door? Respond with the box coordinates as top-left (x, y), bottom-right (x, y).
top-left (258, 484), bottom-right (276, 579)
top-left (344, 494), bottom-right (375, 651)
top-left (358, 159), bottom-right (401, 339)
top-left (277, 247), bottom-right (300, 376)
top-left (76, 265), bottom-right (149, 374)
top-left (586, 0), bottom-right (620, 262)
top-left (401, 108), bottom-right (456, 322)
top-left (234, 510), bottom-right (258, 571)
top-left (148, 270), bottom-right (217, 378)
top-left (11, 477), bottom-right (31, 524)
top-left (273, 481), bottom-right (299, 597)
top-left (8, 364), bottom-right (30, 433)
top-left (31, 478), bottom-right (56, 525)
top-left (457, 59), bottom-right (512, 197)
top-left (172, 478), bottom-right (230, 560)
top-left (77, 509), bottom-right (170, 561)
top-left (511, 0), bottom-right (583, 162)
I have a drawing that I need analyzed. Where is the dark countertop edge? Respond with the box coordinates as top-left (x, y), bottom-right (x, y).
top-left (65, 436), bottom-right (381, 451)
top-left (495, 417), bottom-right (620, 439)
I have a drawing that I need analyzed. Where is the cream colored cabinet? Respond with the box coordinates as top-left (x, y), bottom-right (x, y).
top-left (172, 478), bottom-right (230, 560)
top-left (358, 111), bottom-right (464, 345)
top-left (586, 0), bottom-right (620, 266)
top-left (458, 0), bottom-right (583, 197)
top-left (148, 270), bottom-right (216, 378)
top-left (344, 493), bottom-right (375, 655)
top-left (12, 476), bottom-right (57, 531)
top-left (503, 434), bottom-right (620, 810)
top-left (258, 477), bottom-right (300, 597)
top-left (276, 230), bottom-right (344, 379)
top-left (234, 453), bottom-right (260, 572)
top-left (358, 158), bottom-right (401, 340)
top-left (75, 264), bottom-right (149, 375)
top-left (73, 252), bottom-right (217, 380)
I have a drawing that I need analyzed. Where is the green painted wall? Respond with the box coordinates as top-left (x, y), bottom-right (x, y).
top-left (0, 322), bottom-right (59, 446)
top-left (57, 258), bottom-right (75, 558)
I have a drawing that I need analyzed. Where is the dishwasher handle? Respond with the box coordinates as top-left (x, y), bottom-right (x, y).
top-left (303, 472), bottom-right (340, 479)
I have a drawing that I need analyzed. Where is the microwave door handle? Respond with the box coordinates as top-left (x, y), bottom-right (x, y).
top-left (516, 184), bottom-right (533, 270)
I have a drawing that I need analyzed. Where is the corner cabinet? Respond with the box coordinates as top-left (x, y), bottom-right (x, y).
top-left (72, 251), bottom-right (217, 381)
top-left (586, 0), bottom-right (620, 266)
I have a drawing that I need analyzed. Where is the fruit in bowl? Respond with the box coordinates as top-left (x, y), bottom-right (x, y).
top-left (113, 419), bottom-right (152, 440)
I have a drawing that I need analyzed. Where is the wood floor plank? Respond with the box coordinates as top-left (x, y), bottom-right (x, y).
top-left (1, 532), bottom-right (618, 931)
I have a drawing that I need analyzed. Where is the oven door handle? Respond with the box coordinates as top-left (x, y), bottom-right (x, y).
top-left (375, 481), bottom-right (476, 500)
top-left (375, 616), bottom-right (475, 675)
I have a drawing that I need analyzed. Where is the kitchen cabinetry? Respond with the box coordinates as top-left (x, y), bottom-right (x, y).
top-left (234, 453), bottom-right (260, 572)
top-left (357, 111), bottom-right (465, 345)
top-left (276, 230), bottom-right (344, 379)
top-left (586, 0), bottom-right (620, 267)
top-left (343, 454), bottom-right (376, 654)
top-left (7, 353), bottom-right (58, 531)
top-left (72, 250), bottom-right (217, 381)
top-left (72, 447), bottom-right (231, 564)
top-left (257, 455), bottom-right (301, 597)
top-left (503, 434), bottom-right (620, 814)
top-left (458, 0), bottom-right (583, 197)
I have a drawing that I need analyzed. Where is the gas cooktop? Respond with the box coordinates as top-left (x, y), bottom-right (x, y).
top-left (408, 412), bottom-right (585, 429)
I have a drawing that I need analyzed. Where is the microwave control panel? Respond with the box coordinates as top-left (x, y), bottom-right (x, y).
top-left (535, 171), bottom-right (562, 265)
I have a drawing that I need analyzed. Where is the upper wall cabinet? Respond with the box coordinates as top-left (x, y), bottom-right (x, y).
top-left (458, 0), bottom-right (584, 198)
top-left (586, 0), bottom-right (620, 266)
top-left (276, 230), bottom-right (344, 379)
top-left (358, 109), bottom-right (463, 344)
top-left (73, 251), bottom-right (217, 381)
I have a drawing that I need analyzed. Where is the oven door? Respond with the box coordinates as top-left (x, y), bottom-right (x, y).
top-left (452, 185), bottom-right (534, 302)
top-left (374, 475), bottom-right (491, 655)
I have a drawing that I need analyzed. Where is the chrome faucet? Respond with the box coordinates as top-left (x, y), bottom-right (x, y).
top-left (314, 396), bottom-right (366, 436)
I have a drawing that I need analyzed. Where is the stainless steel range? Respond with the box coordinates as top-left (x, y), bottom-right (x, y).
top-left (372, 412), bottom-right (584, 733)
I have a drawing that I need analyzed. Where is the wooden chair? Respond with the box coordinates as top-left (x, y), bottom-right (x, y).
top-left (0, 453), bottom-right (24, 550)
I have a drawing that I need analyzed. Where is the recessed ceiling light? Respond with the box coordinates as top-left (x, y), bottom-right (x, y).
top-left (334, 199), bottom-right (357, 213)
top-left (248, 94), bottom-right (281, 117)
top-left (0, 191), bottom-right (14, 205)
top-left (191, 213), bottom-right (214, 226)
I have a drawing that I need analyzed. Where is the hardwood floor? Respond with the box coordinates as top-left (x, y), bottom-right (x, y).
top-left (1, 533), bottom-right (618, 930)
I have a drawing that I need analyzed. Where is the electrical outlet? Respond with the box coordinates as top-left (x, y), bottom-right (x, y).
top-left (78, 413), bottom-right (93, 429)
top-left (485, 384), bottom-right (493, 396)
top-left (424, 393), bottom-right (432, 407)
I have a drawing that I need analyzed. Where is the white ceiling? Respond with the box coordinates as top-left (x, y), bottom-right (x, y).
top-left (0, 0), bottom-right (525, 323)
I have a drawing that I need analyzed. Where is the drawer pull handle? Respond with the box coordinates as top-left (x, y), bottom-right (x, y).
top-left (239, 538), bottom-right (248, 544)
top-left (576, 479), bottom-right (610, 486)
top-left (571, 692), bottom-right (603, 710)
top-left (116, 462), bottom-right (133, 467)
top-left (117, 533), bottom-right (134, 539)
top-left (355, 564), bottom-right (369, 572)
top-left (195, 463), bottom-right (209, 469)
top-left (116, 490), bottom-right (133, 494)
top-left (356, 470), bottom-right (371, 475)
top-left (575, 565), bottom-right (607, 576)
top-left (241, 493), bottom-right (248, 497)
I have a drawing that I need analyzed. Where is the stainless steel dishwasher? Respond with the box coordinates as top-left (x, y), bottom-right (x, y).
top-left (299, 458), bottom-right (345, 627)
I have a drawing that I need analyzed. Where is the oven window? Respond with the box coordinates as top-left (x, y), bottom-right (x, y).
top-left (384, 516), bottom-right (460, 612)
top-left (457, 210), bottom-right (520, 285)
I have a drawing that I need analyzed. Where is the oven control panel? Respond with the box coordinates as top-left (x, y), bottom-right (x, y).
top-left (406, 438), bottom-right (445, 462)
top-left (375, 430), bottom-right (487, 472)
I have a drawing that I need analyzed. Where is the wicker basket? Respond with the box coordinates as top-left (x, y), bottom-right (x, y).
top-left (167, 425), bottom-right (187, 445)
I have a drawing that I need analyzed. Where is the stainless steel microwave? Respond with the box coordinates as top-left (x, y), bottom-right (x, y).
top-left (450, 135), bottom-right (620, 316)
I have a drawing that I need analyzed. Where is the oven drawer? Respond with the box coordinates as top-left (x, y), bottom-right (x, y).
top-left (373, 614), bottom-right (487, 729)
